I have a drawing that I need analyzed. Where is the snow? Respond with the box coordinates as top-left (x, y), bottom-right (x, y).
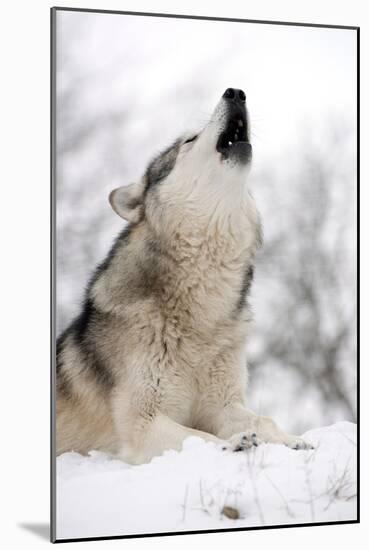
top-left (56, 422), bottom-right (357, 540)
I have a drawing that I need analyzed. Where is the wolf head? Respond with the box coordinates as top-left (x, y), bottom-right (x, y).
top-left (109, 88), bottom-right (253, 234)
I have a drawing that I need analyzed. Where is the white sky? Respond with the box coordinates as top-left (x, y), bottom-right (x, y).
top-left (58, 11), bottom-right (357, 177)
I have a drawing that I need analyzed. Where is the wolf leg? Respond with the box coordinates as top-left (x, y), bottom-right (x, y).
top-left (115, 412), bottom-right (223, 464)
top-left (115, 410), bottom-right (278, 463)
top-left (215, 403), bottom-right (313, 450)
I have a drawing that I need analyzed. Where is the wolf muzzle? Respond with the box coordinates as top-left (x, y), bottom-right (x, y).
top-left (216, 88), bottom-right (252, 165)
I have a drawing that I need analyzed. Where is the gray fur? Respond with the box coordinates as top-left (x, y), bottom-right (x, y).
top-left (145, 139), bottom-right (181, 189)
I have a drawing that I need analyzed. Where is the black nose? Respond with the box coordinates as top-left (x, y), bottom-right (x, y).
top-left (223, 88), bottom-right (246, 103)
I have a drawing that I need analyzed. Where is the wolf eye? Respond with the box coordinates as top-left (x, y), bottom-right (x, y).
top-left (184, 135), bottom-right (197, 144)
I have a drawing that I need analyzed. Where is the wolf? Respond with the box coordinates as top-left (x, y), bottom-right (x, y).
top-left (56, 88), bottom-right (312, 464)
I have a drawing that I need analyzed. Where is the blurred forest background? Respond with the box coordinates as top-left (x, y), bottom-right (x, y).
top-left (55, 11), bottom-right (357, 433)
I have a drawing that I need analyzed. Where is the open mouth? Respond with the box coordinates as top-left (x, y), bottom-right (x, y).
top-left (216, 111), bottom-right (251, 163)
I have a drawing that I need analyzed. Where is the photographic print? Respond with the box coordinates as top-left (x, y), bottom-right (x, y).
top-left (51, 8), bottom-right (358, 542)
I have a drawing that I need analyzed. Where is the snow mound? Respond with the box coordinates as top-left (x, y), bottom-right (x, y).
top-left (56, 422), bottom-right (357, 540)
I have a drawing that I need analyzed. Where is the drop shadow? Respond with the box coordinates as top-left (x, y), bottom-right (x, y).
top-left (18, 523), bottom-right (50, 541)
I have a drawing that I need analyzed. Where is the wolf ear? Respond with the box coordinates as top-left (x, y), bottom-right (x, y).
top-left (109, 181), bottom-right (145, 223)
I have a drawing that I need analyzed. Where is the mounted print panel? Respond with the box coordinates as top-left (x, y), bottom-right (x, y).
top-left (51, 7), bottom-right (358, 543)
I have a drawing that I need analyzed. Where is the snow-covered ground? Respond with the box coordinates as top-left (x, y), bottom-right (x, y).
top-left (56, 422), bottom-right (357, 540)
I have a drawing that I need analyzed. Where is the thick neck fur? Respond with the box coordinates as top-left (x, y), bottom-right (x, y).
top-left (147, 170), bottom-right (262, 260)
top-left (91, 183), bottom-right (261, 332)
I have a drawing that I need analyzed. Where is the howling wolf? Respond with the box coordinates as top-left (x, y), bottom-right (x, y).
top-left (56, 88), bottom-right (312, 464)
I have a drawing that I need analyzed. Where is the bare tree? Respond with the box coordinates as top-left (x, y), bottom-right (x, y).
top-left (249, 124), bottom-right (356, 425)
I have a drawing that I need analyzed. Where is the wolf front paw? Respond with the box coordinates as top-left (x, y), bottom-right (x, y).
top-left (222, 431), bottom-right (260, 452)
top-left (284, 436), bottom-right (314, 451)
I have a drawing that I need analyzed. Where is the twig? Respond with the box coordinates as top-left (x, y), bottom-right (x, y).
top-left (264, 473), bottom-right (295, 518)
top-left (246, 452), bottom-right (265, 525)
top-left (181, 484), bottom-right (189, 522)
